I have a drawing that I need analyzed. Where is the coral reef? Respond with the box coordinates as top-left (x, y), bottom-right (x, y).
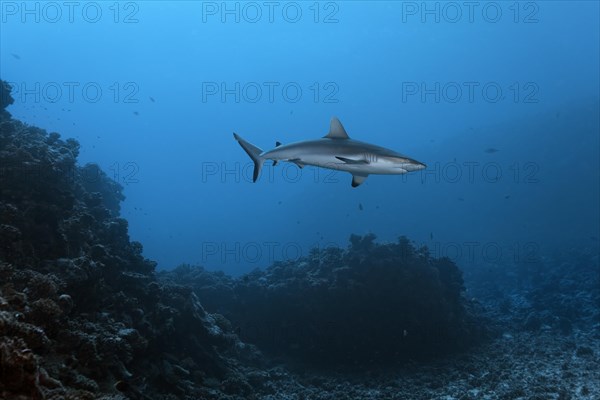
top-left (0, 80), bottom-right (262, 400)
top-left (163, 234), bottom-right (485, 365)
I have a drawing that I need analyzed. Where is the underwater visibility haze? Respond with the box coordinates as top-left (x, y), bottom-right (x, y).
top-left (0, 1), bottom-right (599, 399)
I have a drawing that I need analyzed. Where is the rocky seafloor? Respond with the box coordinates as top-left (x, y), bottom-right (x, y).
top-left (1, 78), bottom-right (599, 399)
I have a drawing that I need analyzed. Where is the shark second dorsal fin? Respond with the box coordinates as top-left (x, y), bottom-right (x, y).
top-left (324, 117), bottom-right (349, 139)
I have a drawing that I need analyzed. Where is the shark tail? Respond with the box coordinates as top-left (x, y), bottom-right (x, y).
top-left (233, 133), bottom-right (264, 182)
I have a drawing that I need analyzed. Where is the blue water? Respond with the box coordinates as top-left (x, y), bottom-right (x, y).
top-left (1, 1), bottom-right (598, 275)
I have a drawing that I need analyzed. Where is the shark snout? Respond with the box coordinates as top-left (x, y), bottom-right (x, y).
top-left (403, 159), bottom-right (426, 172)
top-left (414, 161), bottom-right (426, 170)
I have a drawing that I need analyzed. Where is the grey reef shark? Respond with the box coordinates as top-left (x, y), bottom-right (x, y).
top-left (233, 117), bottom-right (426, 187)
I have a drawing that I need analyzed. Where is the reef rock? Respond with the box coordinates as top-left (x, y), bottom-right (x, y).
top-left (164, 234), bottom-right (485, 365)
top-left (0, 80), bottom-right (262, 400)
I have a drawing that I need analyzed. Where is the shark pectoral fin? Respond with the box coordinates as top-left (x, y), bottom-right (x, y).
top-left (273, 160), bottom-right (278, 166)
top-left (336, 156), bottom-right (368, 165)
top-left (351, 174), bottom-right (368, 188)
top-left (288, 158), bottom-right (305, 169)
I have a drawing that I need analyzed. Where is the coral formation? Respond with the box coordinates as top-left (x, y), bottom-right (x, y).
top-left (164, 234), bottom-right (484, 365)
top-left (0, 80), bottom-right (262, 399)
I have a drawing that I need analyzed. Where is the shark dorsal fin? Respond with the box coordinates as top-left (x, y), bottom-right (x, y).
top-left (324, 117), bottom-right (349, 139)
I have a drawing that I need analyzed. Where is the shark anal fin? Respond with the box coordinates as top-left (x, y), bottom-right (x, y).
top-left (273, 160), bottom-right (278, 166)
top-left (324, 117), bottom-right (349, 139)
top-left (336, 156), bottom-right (368, 165)
top-left (351, 174), bottom-right (368, 188)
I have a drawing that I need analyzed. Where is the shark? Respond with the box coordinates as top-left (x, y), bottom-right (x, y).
top-left (233, 117), bottom-right (426, 187)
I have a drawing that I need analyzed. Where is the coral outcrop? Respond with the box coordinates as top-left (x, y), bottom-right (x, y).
top-left (0, 80), bottom-right (262, 400)
top-left (164, 234), bottom-right (484, 365)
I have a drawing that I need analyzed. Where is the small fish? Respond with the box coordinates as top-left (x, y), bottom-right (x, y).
top-left (485, 148), bottom-right (499, 154)
top-left (11, 53), bottom-right (20, 60)
top-left (296, 220), bottom-right (300, 224)
top-left (375, 205), bottom-right (380, 209)
top-left (504, 195), bottom-right (510, 199)
top-left (149, 96), bottom-right (155, 102)
top-left (133, 111), bottom-right (139, 116)
top-left (458, 197), bottom-right (465, 201)
top-left (358, 203), bottom-right (363, 211)
top-left (430, 232), bottom-right (433, 240)
top-left (278, 200), bottom-right (282, 205)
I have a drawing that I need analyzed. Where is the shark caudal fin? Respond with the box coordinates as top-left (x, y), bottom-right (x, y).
top-left (233, 133), bottom-right (264, 182)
